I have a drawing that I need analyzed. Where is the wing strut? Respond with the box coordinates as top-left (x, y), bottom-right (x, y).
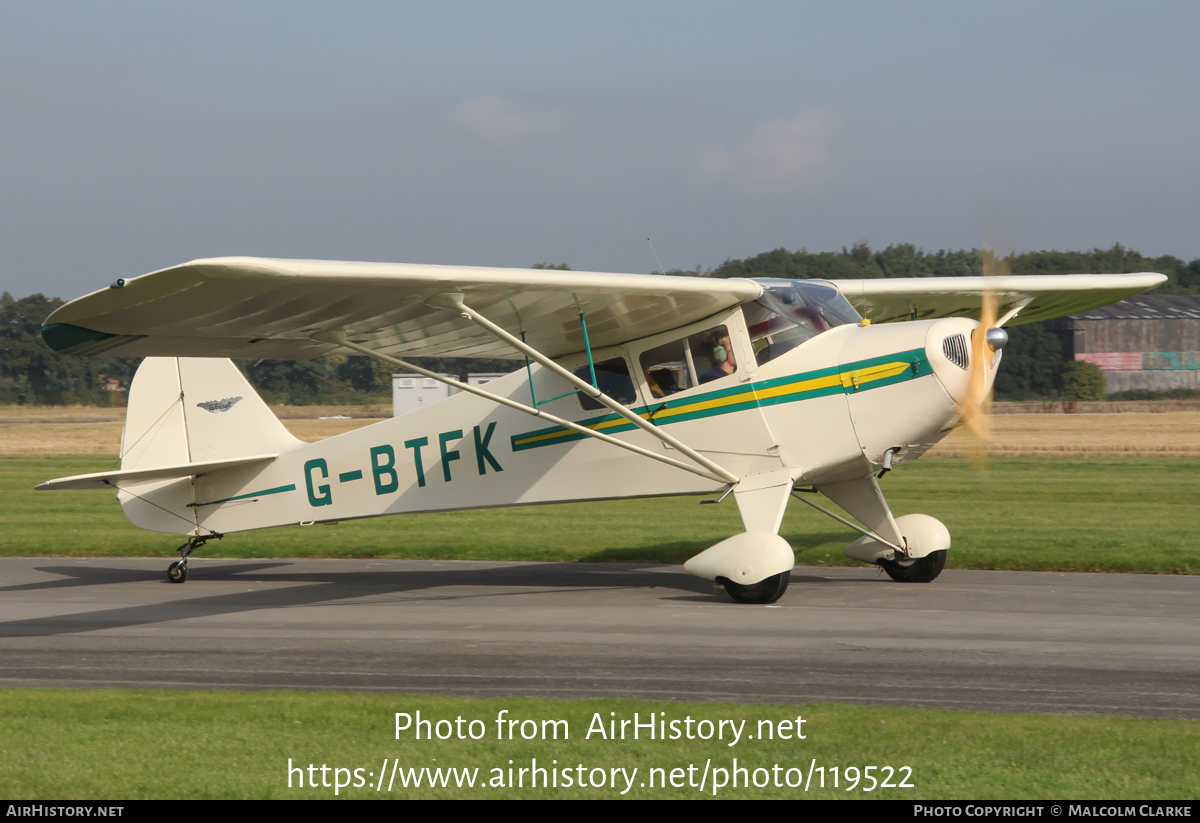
top-left (425, 292), bottom-right (739, 484)
top-left (321, 332), bottom-right (737, 486)
top-left (996, 297), bottom-right (1034, 328)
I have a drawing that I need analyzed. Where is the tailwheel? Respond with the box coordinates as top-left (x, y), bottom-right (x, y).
top-left (166, 532), bottom-right (219, 584)
top-left (167, 559), bottom-right (189, 584)
top-left (879, 550), bottom-right (946, 583)
top-left (721, 571), bottom-right (791, 604)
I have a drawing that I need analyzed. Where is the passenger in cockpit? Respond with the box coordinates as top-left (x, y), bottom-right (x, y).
top-left (648, 368), bottom-right (679, 398)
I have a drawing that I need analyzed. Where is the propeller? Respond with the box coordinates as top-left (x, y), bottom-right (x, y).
top-left (962, 252), bottom-right (999, 438)
top-left (960, 245), bottom-right (1012, 461)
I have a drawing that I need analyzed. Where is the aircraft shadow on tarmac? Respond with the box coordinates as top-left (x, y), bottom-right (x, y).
top-left (575, 530), bottom-right (849, 563)
top-left (0, 561), bottom-right (851, 637)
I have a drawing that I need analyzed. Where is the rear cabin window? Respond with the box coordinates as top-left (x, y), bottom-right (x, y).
top-left (574, 357), bottom-right (637, 411)
top-left (640, 337), bottom-right (694, 398)
top-left (639, 324), bottom-right (736, 398)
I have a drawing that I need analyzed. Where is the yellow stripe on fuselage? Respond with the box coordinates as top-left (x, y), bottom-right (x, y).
top-left (512, 360), bottom-right (912, 448)
top-left (752, 372), bottom-right (843, 402)
top-left (839, 361), bottom-right (912, 389)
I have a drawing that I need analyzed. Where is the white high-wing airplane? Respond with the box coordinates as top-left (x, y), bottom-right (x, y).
top-left (36, 258), bottom-right (1164, 602)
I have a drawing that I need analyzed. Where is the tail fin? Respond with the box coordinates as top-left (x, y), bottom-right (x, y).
top-left (122, 357), bottom-right (302, 470)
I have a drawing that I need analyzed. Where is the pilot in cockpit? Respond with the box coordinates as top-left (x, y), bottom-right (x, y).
top-left (698, 330), bottom-right (737, 383)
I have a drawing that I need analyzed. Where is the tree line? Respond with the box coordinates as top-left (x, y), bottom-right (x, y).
top-left (0, 291), bottom-right (512, 406)
top-left (3, 245), bottom-right (1195, 405)
top-left (667, 241), bottom-right (1200, 294)
top-left (666, 242), bottom-right (1198, 399)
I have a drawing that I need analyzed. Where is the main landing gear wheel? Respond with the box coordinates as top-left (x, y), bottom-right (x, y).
top-left (879, 549), bottom-right (946, 583)
top-left (167, 560), bottom-right (188, 584)
top-left (721, 571), bottom-right (791, 604)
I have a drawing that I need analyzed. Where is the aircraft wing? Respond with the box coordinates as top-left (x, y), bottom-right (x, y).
top-left (42, 257), bottom-right (762, 360)
top-left (829, 273), bottom-right (1168, 326)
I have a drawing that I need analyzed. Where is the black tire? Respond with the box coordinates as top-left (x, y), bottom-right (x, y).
top-left (880, 550), bottom-right (946, 583)
top-left (721, 571), bottom-right (791, 604)
top-left (167, 561), bottom-right (188, 584)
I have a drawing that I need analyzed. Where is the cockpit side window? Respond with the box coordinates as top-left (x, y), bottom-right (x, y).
top-left (639, 324), bottom-right (736, 399)
top-left (690, 325), bottom-right (737, 384)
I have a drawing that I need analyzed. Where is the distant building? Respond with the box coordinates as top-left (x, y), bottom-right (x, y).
top-left (1050, 295), bottom-right (1200, 392)
top-left (392, 374), bottom-right (458, 417)
top-left (465, 372), bottom-right (509, 389)
top-left (392, 372), bottom-right (515, 416)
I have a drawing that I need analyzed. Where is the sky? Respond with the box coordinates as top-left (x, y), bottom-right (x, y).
top-left (2, 1), bottom-right (1198, 300)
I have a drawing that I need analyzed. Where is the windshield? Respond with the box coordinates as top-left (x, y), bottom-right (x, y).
top-left (745, 279), bottom-right (862, 366)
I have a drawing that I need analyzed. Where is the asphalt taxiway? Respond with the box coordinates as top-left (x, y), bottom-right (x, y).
top-left (1, 558), bottom-right (1196, 718)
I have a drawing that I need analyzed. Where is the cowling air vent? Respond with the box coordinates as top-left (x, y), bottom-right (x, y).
top-left (942, 334), bottom-right (969, 370)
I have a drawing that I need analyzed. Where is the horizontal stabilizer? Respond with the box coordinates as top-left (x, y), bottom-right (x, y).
top-left (36, 454), bottom-right (277, 491)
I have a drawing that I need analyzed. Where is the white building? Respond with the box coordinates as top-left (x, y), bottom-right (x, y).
top-left (391, 374), bottom-right (458, 417)
top-left (391, 372), bottom-right (515, 417)
top-left (466, 372), bottom-right (509, 388)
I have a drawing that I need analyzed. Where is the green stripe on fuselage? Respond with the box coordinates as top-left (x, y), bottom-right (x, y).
top-left (195, 483), bottom-right (297, 507)
top-left (510, 348), bottom-right (928, 452)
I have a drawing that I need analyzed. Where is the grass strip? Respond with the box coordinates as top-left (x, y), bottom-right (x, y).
top-left (2, 456), bottom-right (1196, 573)
top-left (1, 689), bottom-right (1195, 800)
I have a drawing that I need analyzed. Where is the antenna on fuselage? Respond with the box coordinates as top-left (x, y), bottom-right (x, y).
top-left (647, 238), bottom-right (667, 275)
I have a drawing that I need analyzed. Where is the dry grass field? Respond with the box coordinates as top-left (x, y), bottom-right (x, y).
top-left (0, 406), bottom-right (388, 455)
top-left (0, 403), bottom-right (390, 422)
top-left (927, 412), bottom-right (1200, 458)
top-left (1, 404), bottom-right (1198, 458)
